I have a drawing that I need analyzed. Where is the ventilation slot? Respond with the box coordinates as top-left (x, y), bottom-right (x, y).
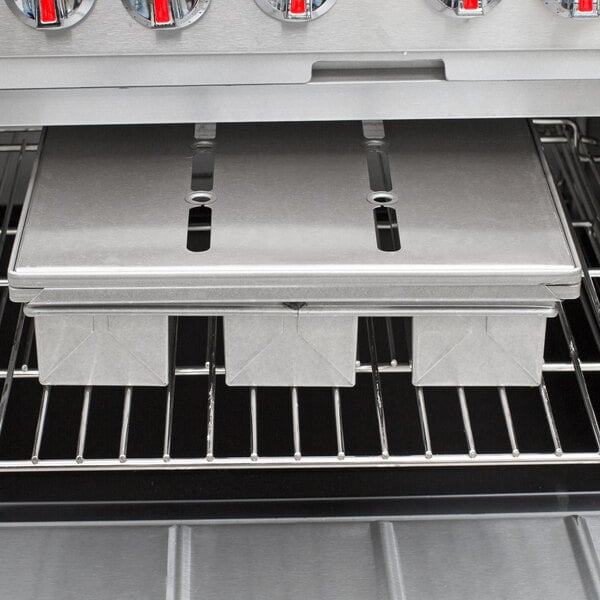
top-left (366, 146), bottom-right (392, 192)
top-left (191, 146), bottom-right (215, 192)
top-left (374, 206), bottom-right (400, 252)
top-left (187, 205), bottom-right (212, 252)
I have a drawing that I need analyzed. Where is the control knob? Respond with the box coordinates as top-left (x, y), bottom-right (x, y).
top-left (122, 0), bottom-right (211, 29)
top-left (255, 0), bottom-right (336, 22)
top-left (436, 0), bottom-right (501, 16)
top-left (543, 0), bottom-right (598, 17)
top-left (6, 0), bottom-right (95, 29)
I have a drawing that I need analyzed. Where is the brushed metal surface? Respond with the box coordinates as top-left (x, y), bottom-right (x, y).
top-left (0, 525), bottom-right (169, 600)
top-left (8, 119), bottom-right (580, 388)
top-left (392, 517), bottom-right (591, 599)
top-left (8, 120), bottom-right (580, 302)
top-left (0, 517), bottom-right (596, 600)
top-left (223, 313), bottom-right (358, 387)
top-left (412, 313), bottom-right (548, 386)
top-left (2, 79), bottom-right (600, 127)
top-left (3, 1), bottom-right (600, 121)
top-left (2, 121), bottom-right (600, 468)
top-left (3, 0), bottom-right (600, 56)
top-left (34, 313), bottom-right (169, 386)
top-left (0, 80), bottom-right (600, 127)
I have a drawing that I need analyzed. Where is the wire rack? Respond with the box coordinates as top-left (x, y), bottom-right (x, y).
top-left (1, 120), bottom-right (600, 471)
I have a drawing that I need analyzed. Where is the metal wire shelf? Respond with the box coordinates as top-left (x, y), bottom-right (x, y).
top-left (1, 121), bottom-right (600, 471)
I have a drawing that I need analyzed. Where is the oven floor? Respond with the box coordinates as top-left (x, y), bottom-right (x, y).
top-left (0, 515), bottom-right (597, 600)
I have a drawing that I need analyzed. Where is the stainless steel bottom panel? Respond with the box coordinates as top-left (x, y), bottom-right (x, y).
top-left (1, 515), bottom-right (599, 600)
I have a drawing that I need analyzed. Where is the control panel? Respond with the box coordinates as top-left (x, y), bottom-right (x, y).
top-left (5, 0), bottom-right (600, 31)
top-left (2, 0), bottom-right (600, 124)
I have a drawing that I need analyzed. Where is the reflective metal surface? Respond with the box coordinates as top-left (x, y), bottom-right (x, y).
top-left (412, 313), bottom-right (548, 387)
top-left (0, 121), bottom-right (597, 470)
top-left (7, 120), bottom-right (580, 388)
top-left (223, 314), bottom-right (358, 388)
top-left (3, 1), bottom-right (600, 122)
top-left (0, 515), bottom-right (599, 599)
top-left (0, 121), bottom-right (600, 471)
top-left (33, 313), bottom-right (170, 387)
top-left (9, 121), bottom-right (580, 300)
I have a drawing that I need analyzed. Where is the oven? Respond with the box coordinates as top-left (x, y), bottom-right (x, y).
top-left (3, 1), bottom-right (600, 599)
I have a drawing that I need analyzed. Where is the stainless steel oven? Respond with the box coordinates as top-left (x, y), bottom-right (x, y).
top-left (3, 2), bottom-right (600, 599)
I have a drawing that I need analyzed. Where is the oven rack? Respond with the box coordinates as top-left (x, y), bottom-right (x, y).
top-left (0, 121), bottom-right (600, 471)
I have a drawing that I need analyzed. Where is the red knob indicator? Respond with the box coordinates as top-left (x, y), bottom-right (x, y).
top-left (579, 0), bottom-right (594, 11)
top-left (153, 0), bottom-right (174, 25)
top-left (255, 0), bottom-right (336, 22)
top-left (290, 0), bottom-right (306, 14)
top-left (437, 0), bottom-right (497, 17)
top-left (38, 0), bottom-right (59, 25)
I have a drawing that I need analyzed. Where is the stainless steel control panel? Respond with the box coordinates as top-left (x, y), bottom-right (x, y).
top-left (3, 0), bottom-right (600, 124)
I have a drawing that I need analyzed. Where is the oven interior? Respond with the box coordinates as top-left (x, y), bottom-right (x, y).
top-left (1, 119), bottom-right (600, 598)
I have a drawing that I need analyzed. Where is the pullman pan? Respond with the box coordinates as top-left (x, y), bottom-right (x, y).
top-left (7, 119), bottom-right (581, 388)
